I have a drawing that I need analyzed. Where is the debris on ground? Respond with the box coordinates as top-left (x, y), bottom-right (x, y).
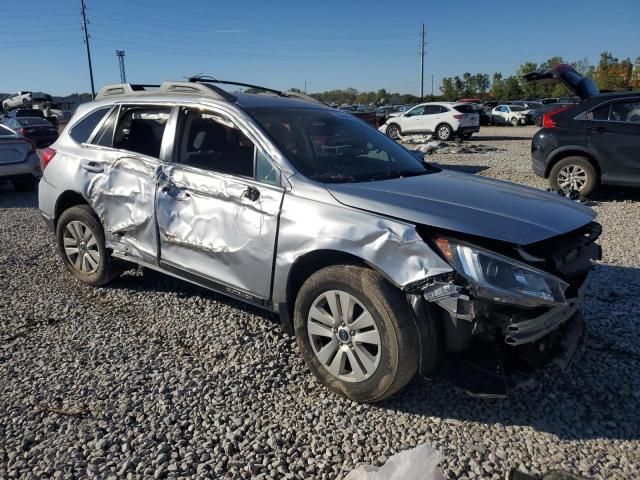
top-left (399, 138), bottom-right (504, 155)
top-left (344, 444), bottom-right (444, 480)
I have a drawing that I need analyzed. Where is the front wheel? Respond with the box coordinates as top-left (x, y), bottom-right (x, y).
top-left (386, 123), bottom-right (401, 139)
top-left (56, 205), bottom-right (124, 286)
top-left (293, 265), bottom-right (420, 402)
top-left (435, 124), bottom-right (452, 140)
top-left (549, 156), bottom-right (598, 196)
top-left (510, 116), bottom-right (520, 126)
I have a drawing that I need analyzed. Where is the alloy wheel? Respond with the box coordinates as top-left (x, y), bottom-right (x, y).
top-left (307, 290), bottom-right (381, 383)
top-left (557, 165), bottom-right (588, 192)
top-left (63, 220), bottom-right (101, 274)
top-left (387, 125), bottom-right (399, 139)
top-left (437, 126), bottom-right (451, 139)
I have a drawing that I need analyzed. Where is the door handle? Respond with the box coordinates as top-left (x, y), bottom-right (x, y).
top-left (161, 184), bottom-right (190, 200)
top-left (81, 161), bottom-right (104, 173)
top-left (243, 186), bottom-right (260, 202)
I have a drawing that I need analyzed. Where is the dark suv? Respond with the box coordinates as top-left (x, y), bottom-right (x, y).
top-left (525, 65), bottom-right (640, 196)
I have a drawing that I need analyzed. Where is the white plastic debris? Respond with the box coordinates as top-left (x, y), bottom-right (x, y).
top-left (344, 443), bottom-right (444, 480)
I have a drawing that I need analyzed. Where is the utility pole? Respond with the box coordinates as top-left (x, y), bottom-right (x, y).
top-left (304, 80), bottom-right (307, 94)
top-left (431, 74), bottom-right (434, 96)
top-left (116, 50), bottom-right (127, 83)
top-left (419, 23), bottom-right (425, 100)
top-left (81, 0), bottom-right (95, 98)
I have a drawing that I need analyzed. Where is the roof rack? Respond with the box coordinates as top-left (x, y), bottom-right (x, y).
top-left (94, 81), bottom-right (236, 102)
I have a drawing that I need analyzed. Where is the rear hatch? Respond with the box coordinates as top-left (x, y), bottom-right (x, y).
top-left (452, 104), bottom-right (479, 126)
top-left (0, 135), bottom-right (32, 164)
top-left (523, 64), bottom-right (599, 100)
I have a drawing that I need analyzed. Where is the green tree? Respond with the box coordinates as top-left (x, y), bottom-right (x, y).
top-left (441, 77), bottom-right (457, 100)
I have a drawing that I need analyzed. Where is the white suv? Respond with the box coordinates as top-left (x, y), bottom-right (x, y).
top-left (379, 102), bottom-right (479, 140)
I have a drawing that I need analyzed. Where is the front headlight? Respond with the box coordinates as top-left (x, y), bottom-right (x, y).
top-left (434, 237), bottom-right (568, 307)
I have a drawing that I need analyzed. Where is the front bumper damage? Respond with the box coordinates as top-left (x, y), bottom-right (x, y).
top-left (411, 222), bottom-right (601, 397)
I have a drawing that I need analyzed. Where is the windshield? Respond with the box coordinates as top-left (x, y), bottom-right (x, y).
top-left (248, 107), bottom-right (436, 183)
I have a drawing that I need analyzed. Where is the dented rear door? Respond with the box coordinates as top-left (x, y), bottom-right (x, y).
top-left (155, 106), bottom-right (284, 301)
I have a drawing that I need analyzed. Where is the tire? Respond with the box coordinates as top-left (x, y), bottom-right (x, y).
top-left (435, 123), bottom-right (452, 140)
top-left (293, 265), bottom-right (421, 403)
top-left (13, 176), bottom-right (39, 191)
top-left (22, 98), bottom-right (29, 106)
top-left (510, 116), bottom-right (519, 127)
top-left (549, 156), bottom-right (598, 197)
top-left (461, 132), bottom-right (472, 140)
top-left (56, 205), bottom-right (124, 286)
top-left (386, 123), bottom-right (401, 139)
top-left (535, 116), bottom-right (542, 127)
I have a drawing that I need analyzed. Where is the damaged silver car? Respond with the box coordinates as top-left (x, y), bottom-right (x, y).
top-left (38, 78), bottom-right (601, 402)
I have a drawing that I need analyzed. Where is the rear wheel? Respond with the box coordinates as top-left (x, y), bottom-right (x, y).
top-left (435, 123), bottom-right (452, 140)
top-left (510, 116), bottom-right (519, 126)
top-left (293, 265), bottom-right (420, 402)
top-left (549, 156), bottom-right (598, 196)
top-left (56, 205), bottom-right (124, 286)
top-left (461, 132), bottom-right (472, 140)
top-left (386, 123), bottom-right (401, 139)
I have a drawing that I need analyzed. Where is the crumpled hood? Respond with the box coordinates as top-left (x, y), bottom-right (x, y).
top-left (326, 170), bottom-right (596, 245)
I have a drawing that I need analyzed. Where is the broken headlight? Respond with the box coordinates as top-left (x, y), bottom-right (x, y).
top-left (434, 237), bottom-right (568, 307)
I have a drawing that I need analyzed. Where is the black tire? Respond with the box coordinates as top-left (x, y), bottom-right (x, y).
top-left (13, 176), bottom-right (39, 192)
top-left (56, 205), bottom-right (124, 286)
top-left (293, 265), bottom-right (421, 402)
top-left (435, 123), bottom-right (452, 140)
top-left (535, 116), bottom-right (542, 127)
top-left (510, 116), bottom-right (519, 127)
top-left (386, 123), bottom-right (401, 139)
top-left (461, 132), bottom-right (472, 140)
top-left (549, 156), bottom-right (598, 197)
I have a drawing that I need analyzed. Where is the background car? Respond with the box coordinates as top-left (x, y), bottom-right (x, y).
top-left (2, 107), bottom-right (59, 128)
top-left (380, 102), bottom-right (480, 140)
top-left (0, 124), bottom-right (41, 191)
top-left (526, 102), bottom-right (573, 126)
top-left (0, 116), bottom-right (59, 147)
top-left (526, 64), bottom-right (640, 196)
top-left (2, 91), bottom-right (49, 110)
top-left (491, 104), bottom-right (529, 126)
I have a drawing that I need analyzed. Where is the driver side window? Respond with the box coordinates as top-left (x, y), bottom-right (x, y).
top-left (406, 106), bottom-right (425, 117)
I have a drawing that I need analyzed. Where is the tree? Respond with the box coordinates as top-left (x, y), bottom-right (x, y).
top-left (441, 77), bottom-right (457, 101)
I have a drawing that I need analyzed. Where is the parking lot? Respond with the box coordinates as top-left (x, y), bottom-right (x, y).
top-left (1, 125), bottom-right (639, 479)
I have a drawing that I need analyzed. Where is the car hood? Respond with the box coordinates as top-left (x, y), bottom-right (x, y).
top-left (326, 170), bottom-right (596, 245)
top-left (523, 64), bottom-right (599, 100)
top-left (388, 112), bottom-right (402, 118)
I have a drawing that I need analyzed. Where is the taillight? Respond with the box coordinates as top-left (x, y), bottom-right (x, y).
top-left (453, 114), bottom-right (464, 120)
top-left (42, 147), bottom-right (57, 169)
top-left (542, 105), bottom-right (572, 128)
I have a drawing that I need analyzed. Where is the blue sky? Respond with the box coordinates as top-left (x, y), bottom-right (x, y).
top-left (3, 0), bottom-right (639, 96)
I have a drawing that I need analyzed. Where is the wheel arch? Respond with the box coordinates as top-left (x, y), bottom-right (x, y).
top-left (54, 190), bottom-right (92, 228)
top-left (545, 148), bottom-right (602, 179)
top-left (279, 249), bottom-right (384, 335)
top-left (435, 122), bottom-right (453, 137)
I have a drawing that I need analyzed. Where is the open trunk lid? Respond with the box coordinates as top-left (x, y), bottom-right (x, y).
top-left (523, 64), bottom-right (599, 100)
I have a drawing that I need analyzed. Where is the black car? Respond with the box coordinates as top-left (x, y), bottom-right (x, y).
top-left (525, 64), bottom-right (640, 196)
top-left (0, 116), bottom-right (59, 147)
top-left (3, 108), bottom-right (59, 128)
top-left (526, 102), bottom-right (573, 127)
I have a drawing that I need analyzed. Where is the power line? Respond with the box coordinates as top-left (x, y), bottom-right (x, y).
top-left (81, 0), bottom-right (95, 98)
top-left (419, 23), bottom-right (425, 100)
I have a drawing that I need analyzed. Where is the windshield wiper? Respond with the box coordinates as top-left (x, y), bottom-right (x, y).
top-left (368, 170), bottom-right (431, 182)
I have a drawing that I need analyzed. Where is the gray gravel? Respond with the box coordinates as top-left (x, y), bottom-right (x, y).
top-left (1, 126), bottom-right (639, 479)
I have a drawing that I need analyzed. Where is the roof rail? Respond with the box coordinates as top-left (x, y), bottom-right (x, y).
top-left (94, 81), bottom-right (236, 102)
top-left (188, 75), bottom-right (285, 96)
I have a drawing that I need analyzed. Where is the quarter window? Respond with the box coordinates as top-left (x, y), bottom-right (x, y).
top-left (92, 106), bottom-right (120, 147)
top-left (592, 101), bottom-right (640, 123)
top-left (112, 106), bottom-right (171, 158)
top-left (69, 107), bottom-right (110, 144)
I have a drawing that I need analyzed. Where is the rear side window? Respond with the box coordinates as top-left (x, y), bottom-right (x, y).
top-left (453, 105), bottom-right (474, 113)
top-left (69, 107), bottom-right (110, 144)
top-left (113, 106), bottom-right (171, 158)
top-left (592, 105), bottom-right (610, 121)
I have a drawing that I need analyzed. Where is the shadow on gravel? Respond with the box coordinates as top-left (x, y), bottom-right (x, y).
top-left (472, 135), bottom-right (533, 142)
top-left (433, 164), bottom-right (490, 175)
top-left (381, 263), bottom-right (640, 442)
top-left (0, 185), bottom-right (38, 209)
top-left (588, 185), bottom-right (640, 203)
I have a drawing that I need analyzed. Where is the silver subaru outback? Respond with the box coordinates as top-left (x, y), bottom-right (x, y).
top-left (38, 78), bottom-right (601, 402)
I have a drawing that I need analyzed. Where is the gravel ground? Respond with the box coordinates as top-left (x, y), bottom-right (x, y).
top-left (1, 125), bottom-right (639, 479)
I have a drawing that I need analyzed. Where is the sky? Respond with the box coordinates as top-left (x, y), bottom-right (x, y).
top-left (2, 0), bottom-right (639, 96)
